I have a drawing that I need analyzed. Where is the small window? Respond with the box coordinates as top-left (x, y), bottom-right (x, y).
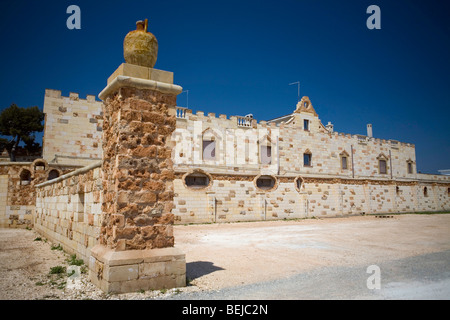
top-left (304, 119), bottom-right (309, 131)
top-left (407, 162), bottom-right (413, 174)
top-left (48, 169), bottom-right (60, 181)
top-left (34, 161), bottom-right (46, 172)
top-left (20, 169), bottom-right (32, 185)
top-left (379, 159), bottom-right (387, 174)
top-left (447, 187), bottom-right (450, 196)
top-left (424, 187), bottom-right (428, 197)
top-left (396, 186), bottom-right (400, 195)
top-left (185, 173), bottom-right (210, 189)
top-left (256, 175), bottom-right (276, 190)
top-left (341, 156), bottom-right (348, 170)
top-left (260, 145), bottom-right (272, 164)
top-left (304, 153), bottom-right (312, 167)
top-left (202, 140), bottom-right (216, 160)
top-left (296, 178), bottom-right (302, 190)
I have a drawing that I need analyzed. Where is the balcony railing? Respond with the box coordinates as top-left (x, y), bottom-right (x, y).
top-left (176, 106), bottom-right (187, 119)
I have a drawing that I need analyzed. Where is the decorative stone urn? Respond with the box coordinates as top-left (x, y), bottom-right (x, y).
top-left (123, 19), bottom-right (158, 68)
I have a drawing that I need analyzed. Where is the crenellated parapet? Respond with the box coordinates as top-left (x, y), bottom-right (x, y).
top-left (171, 99), bottom-right (419, 180)
top-left (43, 89), bottom-right (103, 166)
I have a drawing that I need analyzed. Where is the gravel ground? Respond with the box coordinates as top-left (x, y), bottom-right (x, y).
top-left (167, 250), bottom-right (450, 300)
top-left (1, 214), bottom-right (449, 300)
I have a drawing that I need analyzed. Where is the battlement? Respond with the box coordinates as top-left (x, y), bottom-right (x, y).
top-left (42, 89), bottom-right (103, 166)
top-left (175, 106), bottom-right (279, 131)
top-left (175, 105), bottom-right (414, 148)
top-left (45, 89), bottom-right (100, 103)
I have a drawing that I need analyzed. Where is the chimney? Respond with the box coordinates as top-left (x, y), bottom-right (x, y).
top-left (326, 121), bottom-right (334, 133)
top-left (367, 124), bottom-right (373, 138)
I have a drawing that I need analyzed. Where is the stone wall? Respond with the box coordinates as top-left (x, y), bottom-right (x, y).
top-left (170, 99), bottom-right (450, 223)
top-left (173, 175), bottom-right (450, 224)
top-left (34, 162), bottom-right (102, 262)
top-left (0, 160), bottom-right (74, 228)
top-left (42, 89), bottom-right (103, 166)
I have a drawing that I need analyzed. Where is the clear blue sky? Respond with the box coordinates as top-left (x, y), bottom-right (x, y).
top-left (0, 0), bottom-right (449, 174)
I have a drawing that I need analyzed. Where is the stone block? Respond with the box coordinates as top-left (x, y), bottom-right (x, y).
top-left (89, 245), bottom-right (186, 293)
top-left (105, 264), bottom-right (139, 282)
top-left (107, 63), bottom-right (174, 85)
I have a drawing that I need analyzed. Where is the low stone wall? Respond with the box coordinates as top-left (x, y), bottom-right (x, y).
top-left (0, 160), bottom-right (76, 228)
top-left (34, 161), bottom-right (102, 263)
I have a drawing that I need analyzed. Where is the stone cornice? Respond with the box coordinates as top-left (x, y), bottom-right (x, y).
top-left (98, 75), bottom-right (183, 100)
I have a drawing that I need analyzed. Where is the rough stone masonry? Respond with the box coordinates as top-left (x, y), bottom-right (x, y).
top-left (87, 20), bottom-right (186, 293)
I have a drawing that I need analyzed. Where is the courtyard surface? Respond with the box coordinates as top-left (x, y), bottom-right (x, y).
top-left (0, 214), bottom-right (449, 299)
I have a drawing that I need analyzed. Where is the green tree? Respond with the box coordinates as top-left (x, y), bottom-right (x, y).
top-left (0, 104), bottom-right (44, 161)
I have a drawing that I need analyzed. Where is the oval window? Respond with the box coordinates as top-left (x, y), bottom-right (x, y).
top-left (297, 178), bottom-right (302, 190)
top-left (256, 175), bottom-right (276, 191)
top-left (294, 176), bottom-right (304, 192)
top-left (185, 173), bottom-right (210, 189)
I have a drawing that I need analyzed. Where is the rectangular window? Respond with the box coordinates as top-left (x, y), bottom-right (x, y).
top-left (304, 153), bottom-right (312, 167)
top-left (341, 156), bottom-right (348, 170)
top-left (407, 162), bottom-right (413, 174)
top-left (260, 145), bottom-right (272, 164)
top-left (379, 159), bottom-right (387, 174)
top-left (202, 140), bottom-right (216, 160)
top-left (304, 119), bottom-right (310, 131)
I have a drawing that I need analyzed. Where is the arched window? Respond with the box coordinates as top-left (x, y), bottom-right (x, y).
top-left (340, 151), bottom-right (350, 170)
top-left (20, 169), bottom-right (32, 185)
top-left (424, 187), bottom-right (428, 197)
top-left (48, 169), bottom-right (60, 181)
top-left (34, 161), bottom-right (46, 172)
top-left (396, 186), bottom-right (400, 195)
top-left (377, 153), bottom-right (389, 174)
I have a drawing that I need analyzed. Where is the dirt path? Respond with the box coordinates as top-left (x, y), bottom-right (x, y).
top-left (1, 214), bottom-right (449, 299)
top-left (0, 228), bottom-right (69, 300)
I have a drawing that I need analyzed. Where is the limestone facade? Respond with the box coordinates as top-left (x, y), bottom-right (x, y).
top-left (170, 96), bottom-right (450, 223)
top-left (42, 89), bottom-right (103, 166)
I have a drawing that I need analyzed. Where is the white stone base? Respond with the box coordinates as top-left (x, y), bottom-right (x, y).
top-left (89, 245), bottom-right (186, 293)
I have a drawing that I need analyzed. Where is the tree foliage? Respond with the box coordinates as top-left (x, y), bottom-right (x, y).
top-left (0, 104), bottom-right (44, 161)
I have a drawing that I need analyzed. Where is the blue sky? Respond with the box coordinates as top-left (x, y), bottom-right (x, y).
top-left (0, 0), bottom-right (449, 173)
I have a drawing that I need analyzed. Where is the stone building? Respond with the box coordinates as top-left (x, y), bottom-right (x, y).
top-left (0, 20), bottom-right (448, 293)
top-left (170, 96), bottom-right (449, 223)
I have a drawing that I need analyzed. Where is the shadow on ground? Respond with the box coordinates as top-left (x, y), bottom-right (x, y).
top-left (186, 261), bottom-right (225, 280)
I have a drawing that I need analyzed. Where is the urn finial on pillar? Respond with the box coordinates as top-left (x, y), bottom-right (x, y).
top-left (90, 20), bottom-right (185, 294)
top-left (123, 18), bottom-right (158, 68)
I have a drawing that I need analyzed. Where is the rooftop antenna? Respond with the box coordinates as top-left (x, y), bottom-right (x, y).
top-left (289, 81), bottom-right (300, 102)
top-left (181, 90), bottom-right (189, 109)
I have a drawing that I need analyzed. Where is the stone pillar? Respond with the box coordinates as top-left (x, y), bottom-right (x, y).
top-left (88, 63), bottom-right (186, 293)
